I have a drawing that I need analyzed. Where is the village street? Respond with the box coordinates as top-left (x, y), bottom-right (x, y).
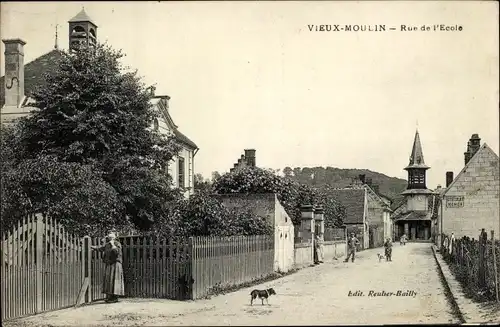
top-left (7, 243), bottom-right (460, 326)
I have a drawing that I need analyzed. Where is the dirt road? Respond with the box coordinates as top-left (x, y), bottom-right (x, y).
top-left (6, 243), bottom-right (460, 326)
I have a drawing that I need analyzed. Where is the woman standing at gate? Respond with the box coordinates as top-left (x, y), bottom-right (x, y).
top-left (91, 232), bottom-right (125, 303)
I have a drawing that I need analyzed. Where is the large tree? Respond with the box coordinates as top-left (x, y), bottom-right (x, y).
top-left (4, 43), bottom-right (182, 233)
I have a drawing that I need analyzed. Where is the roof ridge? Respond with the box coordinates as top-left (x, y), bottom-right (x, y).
top-left (443, 142), bottom-right (499, 195)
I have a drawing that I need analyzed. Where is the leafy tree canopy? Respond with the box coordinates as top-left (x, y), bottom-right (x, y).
top-left (212, 167), bottom-right (345, 227)
top-left (2, 43), bottom-right (182, 235)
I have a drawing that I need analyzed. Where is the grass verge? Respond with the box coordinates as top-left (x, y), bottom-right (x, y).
top-left (201, 268), bottom-right (300, 300)
top-left (432, 246), bottom-right (466, 323)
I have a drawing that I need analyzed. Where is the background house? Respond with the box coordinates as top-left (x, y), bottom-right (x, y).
top-left (328, 188), bottom-right (369, 249)
top-left (150, 92), bottom-right (198, 198)
top-left (0, 9), bottom-right (198, 198)
top-left (349, 175), bottom-right (393, 247)
top-left (438, 134), bottom-right (500, 239)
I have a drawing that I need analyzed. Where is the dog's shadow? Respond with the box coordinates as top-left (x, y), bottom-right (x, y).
top-left (244, 306), bottom-right (274, 316)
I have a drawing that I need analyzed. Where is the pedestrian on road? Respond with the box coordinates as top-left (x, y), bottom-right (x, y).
top-left (344, 232), bottom-right (360, 263)
top-left (384, 238), bottom-right (393, 261)
top-left (400, 234), bottom-right (407, 246)
top-left (91, 232), bottom-right (125, 303)
top-left (314, 234), bottom-right (324, 264)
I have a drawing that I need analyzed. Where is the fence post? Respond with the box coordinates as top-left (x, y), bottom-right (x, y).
top-left (35, 213), bottom-right (43, 313)
top-left (491, 230), bottom-right (499, 303)
top-left (478, 229), bottom-right (487, 290)
top-left (188, 237), bottom-right (194, 300)
top-left (83, 236), bottom-right (92, 303)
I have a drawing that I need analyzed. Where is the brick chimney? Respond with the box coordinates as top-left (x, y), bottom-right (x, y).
top-left (244, 149), bottom-right (256, 167)
top-left (446, 171), bottom-right (454, 188)
top-left (2, 39), bottom-right (26, 108)
top-left (464, 134), bottom-right (481, 165)
top-left (358, 174), bottom-right (366, 184)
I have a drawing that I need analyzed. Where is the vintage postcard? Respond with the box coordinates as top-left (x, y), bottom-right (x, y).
top-left (1, 1), bottom-right (499, 326)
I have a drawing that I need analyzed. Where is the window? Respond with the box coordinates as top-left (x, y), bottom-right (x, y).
top-left (178, 157), bottom-right (185, 188)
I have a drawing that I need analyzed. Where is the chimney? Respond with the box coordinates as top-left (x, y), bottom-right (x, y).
top-left (358, 174), bottom-right (366, 184)
top-left (469, 134), bottom-right (481, 156)
top-left (464, 134), bottom-right (481, 165)
top-left (3, 39), bottom-right (26, 107)
top-left (244, 149), bottom-right (256, 167)
top-left (446, 171), bottom-right (454, 188)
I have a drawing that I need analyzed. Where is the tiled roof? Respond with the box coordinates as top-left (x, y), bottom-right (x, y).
top-left (173, 129), bottom-right (198, 150)
top-left (68, 9), bottom-right (96, 25)
top-left (0, 49), bottom-right (63, 107)
top-left (442, 143), bottom-right (499, 196)
top-left (326, 188), bottom-right (366, 224)
top-left (405, 130), bottom-right (430, 169)
top-left (393, 211), bottom-right (431, 221)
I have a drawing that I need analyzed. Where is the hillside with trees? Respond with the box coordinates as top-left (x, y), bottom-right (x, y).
top-left (282, 167), bottom-right (407, 203)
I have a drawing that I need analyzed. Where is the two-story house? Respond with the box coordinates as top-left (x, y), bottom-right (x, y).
top-left (0, 9), bottom-right (198, 198)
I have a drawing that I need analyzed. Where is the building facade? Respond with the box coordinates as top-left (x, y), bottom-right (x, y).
top-left (391, 130), bottom-right (435, 242)
top-left (438, 134), bottom-right (500, 239)
top-left (328, 188), bottom-right (369, 249)
top-left (1, 9), bottom-right (198, 198)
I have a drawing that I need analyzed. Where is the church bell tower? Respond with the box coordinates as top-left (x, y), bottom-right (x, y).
top-left (401, 130), bottom-right (433, 211)
top-left (68, 9), bottom-right (97, 51)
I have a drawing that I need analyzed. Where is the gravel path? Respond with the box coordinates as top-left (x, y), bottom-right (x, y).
top-left (6, 243), bottom-right (459, 326)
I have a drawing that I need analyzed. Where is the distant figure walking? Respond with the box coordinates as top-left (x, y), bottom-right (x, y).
top-left (384, 238), bottom-right (393, 261)
top-left (344, 232), bottom-right (360, 263)
top-left (314, 234), bottom-right (324, 264)
top-left (91, 232), bottom-right (125, 303)
top-left (442, 236), bottom-right (450, 256)
top-left (449, 233), bottom-right (456, 262)
top-left (400, 234), bottom-right (407, 246)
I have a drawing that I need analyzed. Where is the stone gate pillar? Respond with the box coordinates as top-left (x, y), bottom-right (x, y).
top-left (314, 206), bottom-right (325, 239)
top-left (300, 204), bottom-right (314, 243)
top-left (314, 206), bottom-right (325, 262)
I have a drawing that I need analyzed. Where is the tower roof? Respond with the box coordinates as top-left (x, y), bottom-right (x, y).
top-left (405, 130), bottom-right (430, 170)
top-left (68, 9), bottom-right (97, 26)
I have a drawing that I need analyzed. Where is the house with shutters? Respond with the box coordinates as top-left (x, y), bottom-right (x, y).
top-left (0, 9), bottom-right (198, 198)
top-left (437, 134), bottom-right (499, 240)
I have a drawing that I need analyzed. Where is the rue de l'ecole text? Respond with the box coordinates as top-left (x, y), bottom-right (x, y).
top-left (307, 24), bottom-right (463, 32)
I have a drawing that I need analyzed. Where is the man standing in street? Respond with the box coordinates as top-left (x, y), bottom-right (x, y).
top-left (344, 232), bottom-right (360, 263)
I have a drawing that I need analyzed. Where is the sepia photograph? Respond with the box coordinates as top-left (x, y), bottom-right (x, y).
top-left (1, 1), bottom-right (499, 325)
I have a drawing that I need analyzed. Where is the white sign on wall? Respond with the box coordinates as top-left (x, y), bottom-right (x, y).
top-left (446, 196), bottom-right (464, 208)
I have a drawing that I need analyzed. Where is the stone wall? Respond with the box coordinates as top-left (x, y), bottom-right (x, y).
top-left (294, 242), bottom-right (313, 268)
top-left (323, 240), bottom-right (346, 261)
top-left (442, 145), bottom-right (499, 238)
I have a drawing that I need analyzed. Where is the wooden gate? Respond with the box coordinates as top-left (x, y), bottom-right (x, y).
top-left (90, 236), bottom-right (193, 301)
top-left (1, 214), bottom-right (88, 321)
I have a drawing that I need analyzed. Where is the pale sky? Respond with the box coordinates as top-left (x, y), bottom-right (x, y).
top-left (1, 1), bottom-right (498, 189)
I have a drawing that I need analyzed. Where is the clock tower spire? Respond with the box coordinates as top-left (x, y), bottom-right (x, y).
top-left (392, 129), bottom-right (435, 242)
top-left (401, 129), bottom-right (434, 209)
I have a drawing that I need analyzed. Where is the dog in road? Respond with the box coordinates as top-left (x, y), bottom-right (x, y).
top-left (377, 253), bottom-right (386, 262)
top-left (250, 288), bottom-right (276, 306)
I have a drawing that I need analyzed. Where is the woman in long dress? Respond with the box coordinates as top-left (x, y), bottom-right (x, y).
top-left (92, 233), bottom-right (125, 303)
